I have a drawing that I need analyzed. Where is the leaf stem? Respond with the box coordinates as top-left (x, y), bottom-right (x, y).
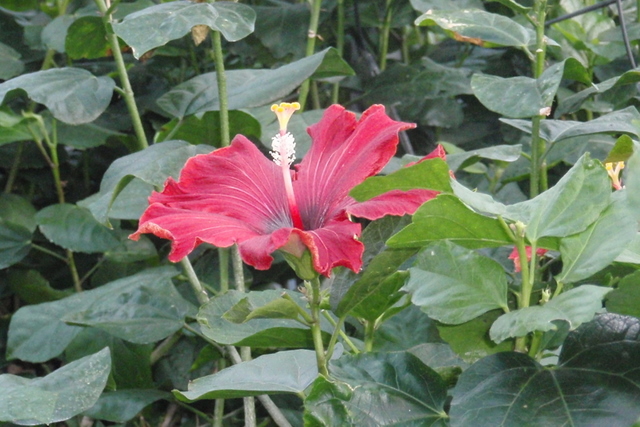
top-left (331, 0), bottom-right (345, 103)
top-left (4, 142), bottom-right (24, 193)
top-left (150, 330), bottom-right (183, 365)
top-left (94, 0), bottom-right (149, 151)
top-left (31, 243), bottom-right (68, 263)
top-left (212, 30), bottom-right (230, 147)
top-left (219, 248), bottom-right (229, 293)
top-left (379, 0), bottom-right (393, 71)
top-left (363, 319), bottom-right (375, 352)
top-left (298, 0), bottom-right (323, 110)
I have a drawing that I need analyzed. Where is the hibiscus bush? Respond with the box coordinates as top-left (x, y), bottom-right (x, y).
top-left (2, 0), bottom-right (640, 425)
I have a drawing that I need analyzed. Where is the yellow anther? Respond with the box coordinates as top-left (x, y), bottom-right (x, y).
top-left (271, 102), bottom-right (300, 132)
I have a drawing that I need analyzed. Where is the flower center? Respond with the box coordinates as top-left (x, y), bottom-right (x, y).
top-left (271, 102), bottom-right (304, 229)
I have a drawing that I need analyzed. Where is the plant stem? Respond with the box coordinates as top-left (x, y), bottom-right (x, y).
top-left (379, 0), bottom-right (393, 70)
top-left (529, 0), bottom-right (548, 197)
top-left (528, 331), bottom-right (543, 359)
top-left (331, 0), bottom-right (345, 103)
top-left (93, 0), bottom-right (149, 151)
top-left (212, 30), bottom-right (230, 147)
top-left (322, 311), bottom-right (360, 354)
top-left (213, 358), bottom-right (226, 427)
top-left (298, 0), bottom-right (323, 110)
top-left (31, 243), bottom-right (68, 263)
top-left (363, 320), bottom-right (375, 352)
top-left (4, 142), bottom-right (23, 193)
top-left (307, 277), bottom-right (329, 376)
top-left (325, 315), bottom-right (345, 360)
top-left (219, 248), bottom-right (229, 293)
top-left (150, 331), bottom-right (183, 365)
top-left (180, 257), bottom-right (210, 305)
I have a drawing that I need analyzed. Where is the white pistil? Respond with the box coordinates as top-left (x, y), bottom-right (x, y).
top-left (271, 132), bottom-right (296, 167)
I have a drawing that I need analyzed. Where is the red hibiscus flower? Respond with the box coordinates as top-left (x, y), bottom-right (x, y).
top-left (130, 103), bottom-right (442, 276)
top-left (508, 246), bottom-right (549, 273)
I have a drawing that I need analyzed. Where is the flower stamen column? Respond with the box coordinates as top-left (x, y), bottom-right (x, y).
top-left (271, 102), bottom-right (305, 229)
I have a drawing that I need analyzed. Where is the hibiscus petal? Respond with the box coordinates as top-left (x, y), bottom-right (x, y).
top-left (129, 203), bottom-right (263, 262)
top-left (150, 135), bottom-right (292, 232)
top-left (294, 104), bottom-right (416, 230)
top-left (346, 189), bottom-right (439, 221)
top-left (304, 220), bottom-right (364, 275)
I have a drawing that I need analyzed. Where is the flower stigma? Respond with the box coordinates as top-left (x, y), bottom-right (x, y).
top-left (271, 102), bottom-right (304, 229)
top-left (605, 161), bottom-right (624, 190)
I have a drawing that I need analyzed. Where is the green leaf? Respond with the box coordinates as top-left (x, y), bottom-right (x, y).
top-left (350, 157), bottom-right (451, 202)
top-left (0, 221), bottom-right (32, 269)
top-left (84, 140), bottom-right (213, 225)
top-left (175, 349), bottom-right (317, 400)
top-left (452, 314), bottom-right (640, 426)
top-left (410, 0), bottom-right (484, 13)
top-left (6, 267), bottom-right (179, 362)
top-left (83, 389), bottom-right (169, 423)
top-left (304, 352), bottom-right (448, 426)
top-left (41, 15), bottom-right (74, 53)
top-left (35, 204), bottom-right (120, 253)
top-left (104, 232), bottom-right (157, 263)
top-left (0, 193), bottom-right (36, 232)
top-left (415, 8), bottom-right (530, 48)
top-left (56, 121), bottom-right (125, 149)
top-left (615, 232), bottom-right (640, 264)
top-left (486, 0), bottom-right (530, 13)
top-left (471, 61), bottom-right (564, 119)
top-left (0, 41), bottom-right (23, 79)
top-left (437, 310), bottom-right (513, 363)
top-left (7, 269), bottom-right (71, 304)
top-left (604, 135), bottom-right (635, 163)
top-left (61, 271), bottom-right (195, 344)
top-left (502, 106), bottom-right (640, 143)
top-left (157, 48), bottom-right (354, 119)
top-left (0, 348), bottom-right (111, 425)
top-left (605, 270), bottom-right (640, 318)
top-left (154, 110), bottom-right (261, 147)
top-left (556, 192), bottom-right (636, 284)
top-left (331, 216), bottom-right (416, 319)
top-left (223, 296), bottom-right (302, 323)
top-left (373, 304), bottom-right (442, 352)
top-left (0, 108), bottom-right (32, 145)
top-left (253, 3), bottom-right (309, 59)
top-left (506, 154), bottom-right (612, 241)
top-left (112, 1), bottom-right (256, 59)
top-left (198, 290), bottom-right (330, 348)
top-left (65, 16), bottom-right (109, 59)
top-left (489, 285), bottom-right (612, 343)
top-left (625, 144), bottom-right (640, 222)
top-left (446, 144), bottom-right (522, 171)
top-left (388, 195), bottom-right (513, 249)
top-left (0, 68), bottom-right (115, 125)
top-left (404, 241), bottom-right (509, 324)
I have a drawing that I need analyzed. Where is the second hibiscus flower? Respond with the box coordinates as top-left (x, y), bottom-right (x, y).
top-left (131, 103), bottom-right (443, 277)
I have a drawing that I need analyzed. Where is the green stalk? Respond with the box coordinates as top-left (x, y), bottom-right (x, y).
top-left (331, 0), bottom-right (345, 103)
top-left (4, 142), bottom-right (23, 193)
top-left (307, 277), bottom-right (329, 376)
top-left (363, 320), bottom-right (375, 352)
top-left (219, 248), bottom-right (229, 293)
top-left (213, 358), bottom-right (226, 427)
top-left (212, 31), bottom-right (230, 147)
top-left (322, 311), bottom-right (360, 354)
top-left (31, 243), bottom-right (68, 263)
top-left (180, 258), bottom-right (210, 305)
top-left (638, 0), bottom-right (640, 22)
top-left (150, 331), bottom-right (183, 365)
top-left (298, 0), bottom-right (323, 110)
top-left (379, 0), bottom-right (394, 71)
top-left (93, 0), bottom-right (148, 151)
top-left (528, 0), bottom-right (548, 197)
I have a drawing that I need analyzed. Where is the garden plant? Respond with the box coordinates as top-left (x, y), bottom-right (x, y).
top-left (1, 0), bottom-right (640, 425)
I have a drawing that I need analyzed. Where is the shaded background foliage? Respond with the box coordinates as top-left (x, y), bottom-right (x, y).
top-left (1, 0), bottom-right (640, 426)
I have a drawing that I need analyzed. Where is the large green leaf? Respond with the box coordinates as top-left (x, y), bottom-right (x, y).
top-left (157, 48), bottom-right (354, 119)
top-left (330, 216), bottom-right (416, 319)
top-left (35, 203), bottom-right (120, 253)
top-left (83, 140), bottom-right (213, 224)
top-left (61, 272), bottom-right (195, 344)
top-left (489, 285), bottom-right (612, 343)
top-left (111, 1), bottom-right (256, 59)
top-left (303, 352), bottom-right (448, 426)
top-left (505, 154), bottom-right (612, 241)
top-left (387, 195), bottom-right (513, 249)
top-left (6, 267), bottom-right (180, 362)
top-left (175, 350), bottom-right (317, 400)
top-left (0, 68), bottom-right (115, 125)
top-left (471, 61), bottom-right (564, 119)
top-left (252, 3), bottom-right (309, 59)
top-left (0, 348), bottom-right (111, 426)
top-left (501, 106), bottom-right (640, 143)
top-left (373, 304), bottom-right (442, 352)
top-left (410, 0), bottom-right (484, 13)
top-left (415, 8), bottom-right (530, 48)
top-left (83, 389), bottom-right (169, 423)
top-left (451, 314), bottom-right (640, 426)
top-left (197, 290), bottom-right (331, 348)
top-left (437, 310), bottom-right (513, 363)
top-left (0, 193), bottom-right (36, 269)
top-left (0, 108), bottom-right (32, 145)
top-left (445, 144), bottom-right (522, 171)
top-left (7, 269), bottom-right (71, 304)
top-left (0, 41), bottom-right (23, 79)
top-left (350, 157), bottom-right (452, 202)
top-left (556, 192), bottom-right (636, 284)
top-left (65, 16), bottom-right (109, 60)
top-left (625, 145), bottom-right (640, 222)
top-left (404, 241), bottom-right (509, 325)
